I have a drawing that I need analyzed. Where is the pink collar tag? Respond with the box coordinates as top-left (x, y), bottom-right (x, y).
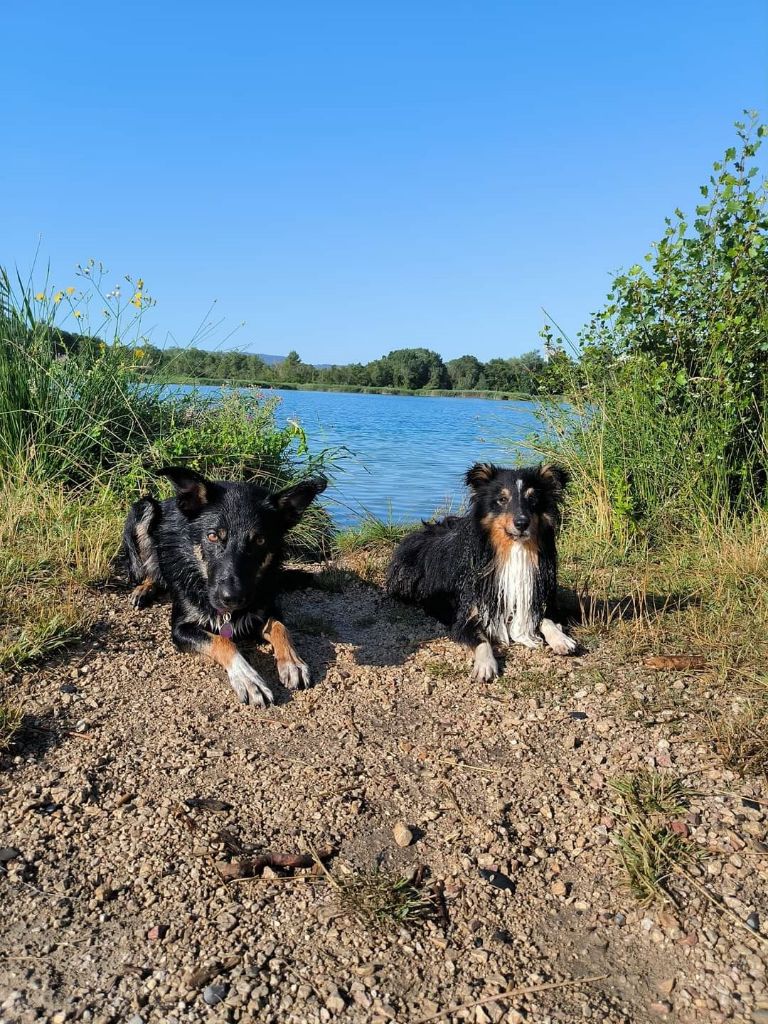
top-left (219, 614), bottom-right (234, 639)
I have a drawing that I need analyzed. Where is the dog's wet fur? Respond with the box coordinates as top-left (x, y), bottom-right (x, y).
top-left (386, 462), bottom-right (577, 680)
top-left (123, 467), bottom-right (327, 707)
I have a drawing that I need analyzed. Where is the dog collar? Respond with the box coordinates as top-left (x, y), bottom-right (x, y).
top-left (219, 612), bottom-right (234, 639)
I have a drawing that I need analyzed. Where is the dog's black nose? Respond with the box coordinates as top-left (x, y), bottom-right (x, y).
top-left (513, 516), bottom-right (530, 534)
top-left (217, 581), bottom-right (244, 608)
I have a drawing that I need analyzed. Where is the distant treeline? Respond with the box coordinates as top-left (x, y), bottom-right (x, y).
top-left (136, 344), bottom-right (570, 395)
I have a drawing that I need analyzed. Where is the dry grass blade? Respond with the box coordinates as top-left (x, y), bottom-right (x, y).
top-left (0, 696), bottom-right (24, 750)
top-left (610, 769), bottom-right (695, 817)
top-left (415, 974), bottom-right (608, 1023)
top-left (610, 770), bottom-right (697, 905)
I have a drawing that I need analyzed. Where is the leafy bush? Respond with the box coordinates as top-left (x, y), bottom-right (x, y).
top-left (0, 264), bottom-right (162, 483)
top-left (539, 114), bottom-right (768, 541)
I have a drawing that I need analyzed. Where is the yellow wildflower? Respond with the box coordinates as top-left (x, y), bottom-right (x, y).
top-left (74, 310), bottom-right (82, 319)
top-left (135, 348), bottom-right (144, 359)
top-left (65, 286), bottom-right (75, 295)
top-left (137, 278), bottom-right (144, 289)
top-left (131, 291), bottom-right (143, 308)
top-left (53, 291), bottom-right (63, 304)
top-left (34, 292), bottom-right (45, 301)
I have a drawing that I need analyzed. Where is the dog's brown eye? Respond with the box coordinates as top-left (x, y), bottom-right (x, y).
top-left (254, 536), bottom-right (265, 546)
top-left (206, 531), bottom-right (219, 543)
top-left (496, 496), bottom-right (507, 506)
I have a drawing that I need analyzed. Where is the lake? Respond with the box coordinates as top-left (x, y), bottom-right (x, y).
top-left (168, 386), bottom-right (545, 526)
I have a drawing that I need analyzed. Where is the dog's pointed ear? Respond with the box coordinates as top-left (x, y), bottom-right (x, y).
top-left (271, 476), bottom-right (328, 528)
top-left (158, 466), bottom-right (212, 516)
top-left (465, 463), bottom-right (498, 490)
top-left (537, 463), bottom-right (570, 499)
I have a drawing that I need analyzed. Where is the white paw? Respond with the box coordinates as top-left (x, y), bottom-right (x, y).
top-left (472, 641), bottom-right (499, 682)
top-left (278, 658), bottom-right (311, 691)
top-left (511, 632), bottom-right (544, 650)
top-left (540, 619), bottom-right (578, 656)
top-left (227, 653), bottom-right (275, 707)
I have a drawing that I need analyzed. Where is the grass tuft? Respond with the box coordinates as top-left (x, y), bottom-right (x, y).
top-left (615, 824), bottom-right (695, 907)
top-left (610, 769), bottom-right (695, 818)
top-left (334, 513), bottom-right (414, 556)
top-left (314, 567), bottom-right (358, 593)
top-left (610, 770), bottom-right (698, 906)
top-left (708, 694), bottom-right (768, 778)
top-left (335, 868), bottom-right (436, 927)
top-left (0, 697), bottom-right (24, 751)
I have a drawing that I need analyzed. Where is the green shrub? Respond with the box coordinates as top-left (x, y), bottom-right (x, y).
top-left (537, 114), bottom-right (768, 542)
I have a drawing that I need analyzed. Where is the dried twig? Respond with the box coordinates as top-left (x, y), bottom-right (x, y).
top-left (644, 655), bottom-right (707, 671)
top-left (216, 844), bottom-right (336, 882)
top-left (415, 974), bottom-right (608, 1023)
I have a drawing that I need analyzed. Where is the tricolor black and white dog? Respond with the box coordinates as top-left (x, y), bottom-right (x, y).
top-left (123, 467), bottom-right (327, 707)
top-left (386, 462), bottom-right (577, 680)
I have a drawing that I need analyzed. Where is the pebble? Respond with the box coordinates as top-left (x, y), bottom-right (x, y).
top-left (202, 984), bottom-right (228, 1006)
top-left (393, 821), bottom-right (414, 847)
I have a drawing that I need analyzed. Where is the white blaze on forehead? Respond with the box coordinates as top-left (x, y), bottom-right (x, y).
top-left (516, 478), bottom-right (523, 495)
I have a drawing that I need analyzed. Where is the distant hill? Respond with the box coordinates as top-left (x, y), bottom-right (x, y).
top-left (255, 353), bottom-right (333, 369)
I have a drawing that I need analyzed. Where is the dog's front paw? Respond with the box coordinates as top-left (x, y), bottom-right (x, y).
top-left (472, 641), bottom-right (499, 682)
top-left (227, 653), bottom-right (275, 707)
top-left (540, 619), bottom-right (578, 656)
top-left (511, 632), bottom-right (544, 650)
top-left (130, 582), bottom-right (154, 610)
top-left (277, 657), bottom-right (311, 691)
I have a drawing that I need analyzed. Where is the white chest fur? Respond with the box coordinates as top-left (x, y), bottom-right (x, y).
top-left (485, 543), bottom-right (541, 648)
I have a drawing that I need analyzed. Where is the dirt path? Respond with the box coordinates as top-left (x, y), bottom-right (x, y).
top-left (1, 570), bottom-right (766, 1024)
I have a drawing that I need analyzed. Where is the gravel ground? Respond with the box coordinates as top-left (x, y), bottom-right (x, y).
top-left (1, 569), bottom-right (766, 1024)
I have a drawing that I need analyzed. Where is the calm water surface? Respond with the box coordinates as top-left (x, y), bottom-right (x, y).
top-left (171, 386), bottom-right (544, 526)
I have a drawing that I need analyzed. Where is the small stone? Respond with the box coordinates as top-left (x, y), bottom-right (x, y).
top-left (746, 911), bottom-right (760, 932)
top-left (393, 822), bottom-right (414, 847)
top-left (0, 848), bottom-right (21, 863)
top-left (657, 979), bottom-right (676, 996)
top-left (202, 984), bottom-right (227, 1006)
top-left (146, 924), bottom-right (168, 940)
top-left (478, 868), bottom-right (515, 892)
top-left (649, 1001), bottom-right (672, 1016)
top-left (568, 711), bottom-right (587, 720)
top-left (325, 986), bottom-right (347, 1014)
top-left (551, 880), bottom-right (567, 897)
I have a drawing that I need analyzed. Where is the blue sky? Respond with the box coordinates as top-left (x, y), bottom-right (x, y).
top-left (2, 1), bottom-right (766, 364)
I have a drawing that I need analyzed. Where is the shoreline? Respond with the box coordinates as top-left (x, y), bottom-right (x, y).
top-left (142, 375), bottom-right (542, 402)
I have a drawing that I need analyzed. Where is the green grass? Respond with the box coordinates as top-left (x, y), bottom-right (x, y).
top-left (313, 567), bottom-right (358, 593)
top-left (334, 513), bottom-right (415, 555)
top-left (610, 769), bottom-right (694, 818)
top-left (334, 868), bottom-right (437, 928)
top-left (708, 692), bottom-right (768, 778)
top-left (0, 697), bottom-right (24, 751)
top-left (0, 264), bottom-right (341, 669)
top-left (610, 770), bottom-right (698, 906)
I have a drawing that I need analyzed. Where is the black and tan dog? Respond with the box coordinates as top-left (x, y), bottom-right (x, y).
top-left (386, 462), bottom-right (577, 681)
top-left (123, 467), bottom-right (327, 707)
